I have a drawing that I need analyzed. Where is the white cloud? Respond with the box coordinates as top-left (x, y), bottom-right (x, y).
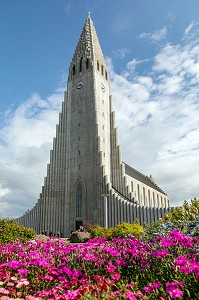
top-left (0, 184), bottom-right (10, 198)
top-left (112, 48), bottom-right (130, 59)
top-left (0, 90), bottom-right (63, 218)
top-left (107, 32), bottom-right (199, 207)
top-left (65, 3), bottom-right (71, 16)
top-left (182, 21), bottom-right (199, 46)
top-left (184, 21), bottom-right (195, 37)
top-left (139, 26), bottom-right (167, 42)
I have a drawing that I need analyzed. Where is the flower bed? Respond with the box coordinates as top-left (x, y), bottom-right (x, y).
top-left (0, 230), bottom-right (199, 299)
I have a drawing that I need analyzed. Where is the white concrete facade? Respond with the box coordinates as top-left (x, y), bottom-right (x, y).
top-left (16, 16), bottom-right (169, 236)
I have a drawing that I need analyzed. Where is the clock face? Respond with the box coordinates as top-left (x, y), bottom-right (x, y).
top-left (77, 81), bottom-right (83, 89)
top-left (101, 83), bottom-right (105, 93)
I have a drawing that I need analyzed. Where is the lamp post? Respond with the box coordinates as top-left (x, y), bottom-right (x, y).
top-left (101, 194), bottom-right (109, 229)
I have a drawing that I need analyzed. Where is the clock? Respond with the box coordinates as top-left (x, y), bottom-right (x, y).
top-left (77, 81), bottom-right (83, 89)
top-left (101, 83), bottom-right (105, 93)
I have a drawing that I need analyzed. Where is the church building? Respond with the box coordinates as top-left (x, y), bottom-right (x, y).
top-left (16, 16), bottom-right (169, 236)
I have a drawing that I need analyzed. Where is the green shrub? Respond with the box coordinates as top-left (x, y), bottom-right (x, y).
top-left (86, 222), bottom-right (144, 239)
top-left (0, 218), bottom-right (36, 245)
top-left (89, 225), bottom-right (110, 238)
top-left (111, 222), bottom-right (144, 238)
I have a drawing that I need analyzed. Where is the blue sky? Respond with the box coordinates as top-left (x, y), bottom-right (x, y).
top-left (0, 0), bottom-right (199, 218)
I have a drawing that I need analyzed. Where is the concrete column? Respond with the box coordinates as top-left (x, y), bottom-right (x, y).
top-left (102, 194), bottom-right (109, 228)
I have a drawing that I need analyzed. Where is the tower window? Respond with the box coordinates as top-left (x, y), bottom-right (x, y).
top-left (73, 65), bottom-right (75, 75)
top-left (105, 71), bottom-right (108, 80)
top-left (78, 123), bottom-right (81, 127)
top-left (79, 110), bottom-right (81, 114)
top-left (78, 165), bottom-right (81, 170)
top-left (76, 185), bottom-right (82, 217)
top-left (86, 58), bottom-right (89, 69)
top-left (78, 136), bottom-right (81, 142)
top-left (80, 57), bottom-right (83, 72)
top-left (101, 65), bottom-right (104, 76)
top-left (97, 61), bottom-right (99, 71)
top-left (78, 150), bottom-right (81, 155)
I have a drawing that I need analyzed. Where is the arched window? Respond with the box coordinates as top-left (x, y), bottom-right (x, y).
top-left (76, 185), bottom-right (82, 217)
top-left (86, 58), bottom-right (89, 69)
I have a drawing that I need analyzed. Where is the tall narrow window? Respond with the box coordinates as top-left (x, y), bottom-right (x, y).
top-left (97, 61), bottom-right (99, 71)
top-left (105, 70), bottom-right (108, 80)
top-left (101, 65), bottom-right (104, 76)
top-left (137, 184), bottom-right (140, 203)
top-left (80, 57), bottom-right (83, 72)
top-left (76, 185), bottom-right (82, 217)
top-left (143, 187), bottom-right (146, 205)
top-left (86, 58), bottom-right (89, 69)
top-left (73, 65), bottom-right (75, 75)
top-left (148, 190), bottom-right (151, 205)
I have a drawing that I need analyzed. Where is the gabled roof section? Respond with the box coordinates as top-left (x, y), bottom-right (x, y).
top-left (124, 162), bottom-right (167, 195)
top-left (70, 15), bottom-right (107, 67)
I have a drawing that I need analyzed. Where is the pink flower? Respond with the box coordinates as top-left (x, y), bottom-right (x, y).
top-left (63, 267), bottom-right (73, 276)
top-left (106, 262), bottom-right (117, 273)
top-left (115, 259), bottom-right (127, 266)
top-left (160, 238), bottom-right (174, 247)
top-left (16, 282), bottom-right (24, 289)
top-left (10, 276), bottom-right (18, 282)
top-left (136, 290), bottom-right (147, 298)
top-left (4, 260), bottom-right (20, 269)
top-left (151, 250), bottom-right (169, 258)
top-left (166, 282), bottom-right (184, 299)
top-left (168, 288), bottom-right (183, 299)
top-left (84, 253), bottom-right (96, 261)
top-left (174, 256), bottom-right (188, 266)
top-left (111, 273), bottom-right (120, 280)
top-left (0, 287), bottom-right (10, 294)
top-left (18, 268), bottom-right (28, 275)
top-left (106, 248), bottom-right (120, 256)
top-left (7, 282), bottom-right (14, 287)
top-left (124, 291), bottom-right (137, 300)
top-left (166, 282), bottom-right (184, 289)
top-left (143, 281), bottom-right (161, 292)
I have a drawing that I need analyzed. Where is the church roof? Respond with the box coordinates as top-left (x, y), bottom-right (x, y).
top-left (124, 162), bottom-right (167, 195)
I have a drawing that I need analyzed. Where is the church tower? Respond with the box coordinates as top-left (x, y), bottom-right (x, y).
top-left (16, 16), bottom-right (169, 236)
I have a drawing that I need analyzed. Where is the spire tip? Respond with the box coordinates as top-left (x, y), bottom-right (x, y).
top-left (88, 11), bottom-right (91, 18)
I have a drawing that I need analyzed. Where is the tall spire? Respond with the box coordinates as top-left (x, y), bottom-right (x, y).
top-left (69, 15), bottom-right (107, 75)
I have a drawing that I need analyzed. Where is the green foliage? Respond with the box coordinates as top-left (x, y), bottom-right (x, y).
top-left (111, 222), bottom-right (144, 238)
top-left (89, 225), bottom-right (110, 238)
top-left (0, 218), bottom-right (36, 245)
top-left (85, 222), bottom-right (144, 239)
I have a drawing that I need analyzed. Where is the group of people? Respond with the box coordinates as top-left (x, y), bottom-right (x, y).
top-left (41, 230), bottom-right (63, 238)
top-left (41, 225), bottom-right (85, 238)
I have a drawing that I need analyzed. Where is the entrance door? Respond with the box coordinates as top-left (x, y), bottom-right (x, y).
top-left (75, 220), bottom-right (83, 231)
